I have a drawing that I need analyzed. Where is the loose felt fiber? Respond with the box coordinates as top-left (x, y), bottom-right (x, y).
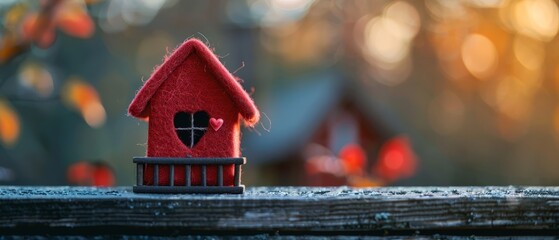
top-left (128, 38), bottom-right (259, 186)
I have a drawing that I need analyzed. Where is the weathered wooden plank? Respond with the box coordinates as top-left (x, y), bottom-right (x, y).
top-left (0, 186), bottom-right (558, 236)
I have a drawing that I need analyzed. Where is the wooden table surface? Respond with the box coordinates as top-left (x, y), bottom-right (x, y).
top-left (0, 186), bottom-right (558, 238)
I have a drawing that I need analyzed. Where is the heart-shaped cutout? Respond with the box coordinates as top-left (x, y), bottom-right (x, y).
top-left (210, 118), bottom-right (223, 131)
top-left (174, 111), bottom-right (209, 148)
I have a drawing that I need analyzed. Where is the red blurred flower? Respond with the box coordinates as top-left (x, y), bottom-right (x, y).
top-left (67, 161), bottom-right (115, 187)
top-left (339, 143), bottom-right (366, 175)
top-left (92, 165), bottom-right (115, 187)
top-left (373, 136), bottom-right (417, 182)
top-left (67, 161), bottom-right (90, 185)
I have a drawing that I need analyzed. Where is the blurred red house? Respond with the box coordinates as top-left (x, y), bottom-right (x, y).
top-left (243, 72), bottom-right (417, 186)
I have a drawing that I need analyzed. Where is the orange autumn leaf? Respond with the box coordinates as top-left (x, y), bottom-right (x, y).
top-left (4, 4), bottom-right (28, 30)
top-left (0, 34), bottom-right (27, 64)
top-left (63, 78), bottom-right (99, 110)
top-left (21, 12), bottom-right (56, 48)
top-left (63, 78), bottom-right (106, 128)
top-left (56, 0), bottom-right (94, 38)
top-left (0, 100), bottom-right (20, 146)
top-left (20, 0), bottom-right (94, 48)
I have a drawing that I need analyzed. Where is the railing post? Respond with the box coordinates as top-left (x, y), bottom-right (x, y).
top-left (201, 165), bottom-right (207, 187)
top-left (218, 165), bottom-right (223, 186)
top-left (234, 164), bottom-right (240, 186)
top-left (154, 164), bottom-right (159, 186)
top-left (137, 163), bottom-right (143, 186)
top-left (169, 165), bottom-right (174, 186)
top-left (186, 165), bottom-right (191, 186)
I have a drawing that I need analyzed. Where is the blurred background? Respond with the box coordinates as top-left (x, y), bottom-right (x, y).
top-left (0, 0), bottom-right (558, 187)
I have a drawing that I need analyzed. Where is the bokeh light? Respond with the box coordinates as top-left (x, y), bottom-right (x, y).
top-left (384, 1), bottom-right (421, 41)
top-left (339, 144), bottom-right (366, 175)
top-left (254, 0), bottom-right (314, 26)
top-left (67, 161), bottom-right (115, 187)
top-left (18, 61), bottom-right (54, 97)
top-left (513, 36), bottom-right (545, 71)
top-left (365, 17), bottom-right (409, 64)
top-left (364, 1), bottom-right (420, 64)
top-left (510, 0), bottom-right (559, 41)
top-left (99, 0), bottom-right (176, 32)
top-left (361, 1), bottom-right (420, 86)
top-left (461, 34), bottom-right (498, 80)
top-left (373, 136), bottom-right (417, 182)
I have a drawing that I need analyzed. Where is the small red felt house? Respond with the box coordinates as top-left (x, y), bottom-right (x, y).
top-left (128, 38), bottom-right (259, 187)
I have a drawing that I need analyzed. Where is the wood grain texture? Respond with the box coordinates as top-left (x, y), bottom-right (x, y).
top-left (0, 186), bottom-right (558, 237)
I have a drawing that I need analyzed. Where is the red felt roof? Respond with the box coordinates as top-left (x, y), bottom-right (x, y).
top-left (128, 38), bottom-right (260, 126)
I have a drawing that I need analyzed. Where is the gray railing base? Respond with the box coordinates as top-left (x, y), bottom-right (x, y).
top-left (133, 185), bottom-right (245, 194)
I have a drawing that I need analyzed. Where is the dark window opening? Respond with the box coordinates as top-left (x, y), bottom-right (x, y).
top-left (174, 111), bottom-right (210, 148)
